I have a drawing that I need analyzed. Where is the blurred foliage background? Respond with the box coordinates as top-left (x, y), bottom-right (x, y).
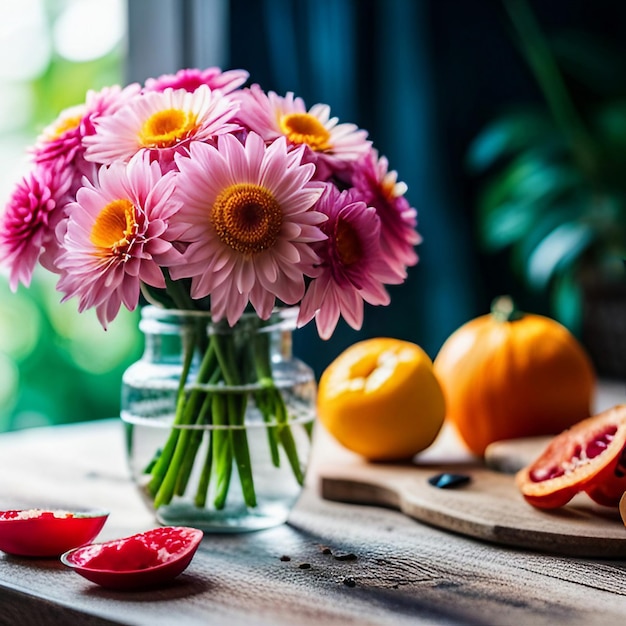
top-left (0, 0), bottom-right (141, 432)
top-left (3, 0), bottom-right (626, 433)
top-left (466, 0), bottom-right (626, 378)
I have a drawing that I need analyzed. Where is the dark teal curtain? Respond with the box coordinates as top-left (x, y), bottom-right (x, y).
top-left (129, 0), bottom-right (626, 377)
top-left (228, 0), bottom-right (480, 376)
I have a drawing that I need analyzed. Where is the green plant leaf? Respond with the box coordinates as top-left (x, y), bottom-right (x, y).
top-left (467, 109), bottom-right (554, 173)
top-left (551, 272), bottom-right (584, 335)
top-left (594, 101), bottom-right (626, 146)
top-left (510, 198), bottom-right (588, 277)
top-left (526, 221), bottom-right (595, 289)
top-left (477, 158), bottom-right (583, 250)
top-left (478, 200), bottom-right (540, 250)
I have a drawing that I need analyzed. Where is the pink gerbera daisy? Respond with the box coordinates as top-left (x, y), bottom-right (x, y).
top-left (168, 132), bottom-right (327, 325)
top-left (298, 185), bottom-right (400, 340)
top-left (144, 67), bottom-right (249, 94)
top-left (0, 163), bottom-right (72, 290)
top-left (32, 83), bottom-right (141, 196)
top-left (80, 83), bottom-right (143, 136)
top-left (32, 103), bottom-right (86, 167)
top-left (236, 85), bottom-right (371, 176)
top-left (56, 153), bottom-right (183, 328)
top-left (83, 85), bottom-right (240, 171)
top-left (351, 148), bottom-right (421, 278)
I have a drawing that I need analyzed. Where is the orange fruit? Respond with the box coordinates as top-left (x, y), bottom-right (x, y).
top-left (433, 296), bottom-right (596, 456)
top-left (317, 338), bottom-right (445, 461)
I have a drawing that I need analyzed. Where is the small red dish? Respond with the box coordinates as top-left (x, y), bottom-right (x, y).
top-left (60, 526), bottom-right (203, 590)
top-left (0, 509), bottom-right (109, 557)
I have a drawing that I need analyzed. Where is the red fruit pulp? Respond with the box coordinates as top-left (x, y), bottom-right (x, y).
top-left (61, 526), bottom-right (203, 589)
top-left (0, 509), bottom-right (108, 557)
top-left (516, 404), bottom-right (626, 509)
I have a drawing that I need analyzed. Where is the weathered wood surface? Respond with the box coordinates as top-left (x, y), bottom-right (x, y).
top-left (0, 384), bottom-right (624, 625)
top-left (318, 455), bottom-right (626, 558)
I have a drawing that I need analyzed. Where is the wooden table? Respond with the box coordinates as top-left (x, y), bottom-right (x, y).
top-left (1, 383), bottom-right (625, 626)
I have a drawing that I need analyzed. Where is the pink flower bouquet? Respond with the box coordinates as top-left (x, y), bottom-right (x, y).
top-left (1, 67), bottom-right (420, 514)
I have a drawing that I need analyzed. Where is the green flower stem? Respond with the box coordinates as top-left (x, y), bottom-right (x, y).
top-left (250, 331), bottom-right (281, 466)
top-left (194, 410), bottom-right (214, 507)
top-left (146, 326), bottom-right (199, 496)
top-left (212, 333), bottom-right (257, 507)
top-left (228, 392), bottom-right (256, 506)
top-left (173, 361), bottom-right (223, 496)
top-left (163, 270), bottom-right (195, 311)
top-left (275, 395), bottom-right (305, 486)
top-left (174, 390), bottom-right (213, 497)
top-left (149, 336), bottom-right (217, 502)
top-left (252, 331), bottom-right (303, 480)
top-left (255, 386), bottom-right (281, 467)
top-left (211, 393), bottom-right (233, 510)
top-left (142, 308), bottom-right (307, 514)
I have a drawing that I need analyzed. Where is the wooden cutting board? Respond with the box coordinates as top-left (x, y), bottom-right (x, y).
top-left (314, 428), bottom-right (626, 558)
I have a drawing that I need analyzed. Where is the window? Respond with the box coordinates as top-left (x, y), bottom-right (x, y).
top-left (0, 0), bottom-right (133, 431)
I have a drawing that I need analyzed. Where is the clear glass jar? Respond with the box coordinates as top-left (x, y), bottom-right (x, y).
top-left (121, 306), bottom-right (316, 532)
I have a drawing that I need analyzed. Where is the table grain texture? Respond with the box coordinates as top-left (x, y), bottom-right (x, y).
top-left (0, 382), bottom-right (625, 626)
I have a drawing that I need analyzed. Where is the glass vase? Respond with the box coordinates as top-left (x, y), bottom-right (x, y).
top-left (121, 306), bottom-right (316, 532)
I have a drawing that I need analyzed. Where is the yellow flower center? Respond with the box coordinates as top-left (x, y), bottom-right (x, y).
top-left (279, 113), bottom-right (331, 151)
top-left (335, 219), bottom-right (362, 266)
top-left (48, 114), bottom-right (82, 140)
top-left (139, 108), bottom-right (197, 148)
top-left (90, 199), bottom-right (137, 254)
top-left (211, 183), bottom-right (282, 256)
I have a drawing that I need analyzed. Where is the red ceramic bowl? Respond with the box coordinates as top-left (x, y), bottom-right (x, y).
top-left (60, 526), bottom-right (203, 590)
top-left (0, 509), bottom-right (109, 557)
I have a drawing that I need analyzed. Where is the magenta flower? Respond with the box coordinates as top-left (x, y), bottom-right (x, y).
top-left (2, 67), bottom-right (421, 342)
top-left (298, 185), bottom-right (400, 340)
top-left (32, 103), bottom-right (86, 168)
top-left (144, 67), bottom-right (249, 94)
top-left (0, 164), bottom-right (72, 290)
top-left (83, 86), bottom-right (240, 171)
top-left (32, 83), bottom-right (141, 197)
top-left (351, 148), bottom-right (421, 279)
top-left (56, 153), bottom-right (183, 328)
top-left (80, 83), bottom-right (143, 136)
top-left (168, 132), bottom-right (327, 325)
top-left (1, 67), bottom-right (423, 520)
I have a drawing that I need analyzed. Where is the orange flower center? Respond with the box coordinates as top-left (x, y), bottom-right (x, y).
top-left (335, 219), bottom-right (362, 266)
top-left (139, 108), bottom-right (197, 148)
top-left (90, 198), bottom-right (137, 255)
top-left (211, 183), bottom-right (282, 256)
top-left (54, 115), bottom-right (83, 139)
top-left (44, 105), bottom-right (85, 141)
top-left (279, 113), bottom-right (331, 151)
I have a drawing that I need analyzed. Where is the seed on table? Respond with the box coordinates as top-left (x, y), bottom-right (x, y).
top-left (427, 472), bottom-right (471, 489)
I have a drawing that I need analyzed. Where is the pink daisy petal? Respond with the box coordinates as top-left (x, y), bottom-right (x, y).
top-left (0, 164), bottom-right (72, 290)
top-left (56, 152), bottom-right (184, 328)
top-left (170, 131), bottom-right (325, 324)
top-left (144, 67), bottom-right (249, 95)
top-left (83, 86), bottom-right (241, 170)
top-left (297, 184), bottom-right (396, 339)
top-left (236, 86), bottom-right (371, 173)
top-left (351, 148), bottom-right (421, 278)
